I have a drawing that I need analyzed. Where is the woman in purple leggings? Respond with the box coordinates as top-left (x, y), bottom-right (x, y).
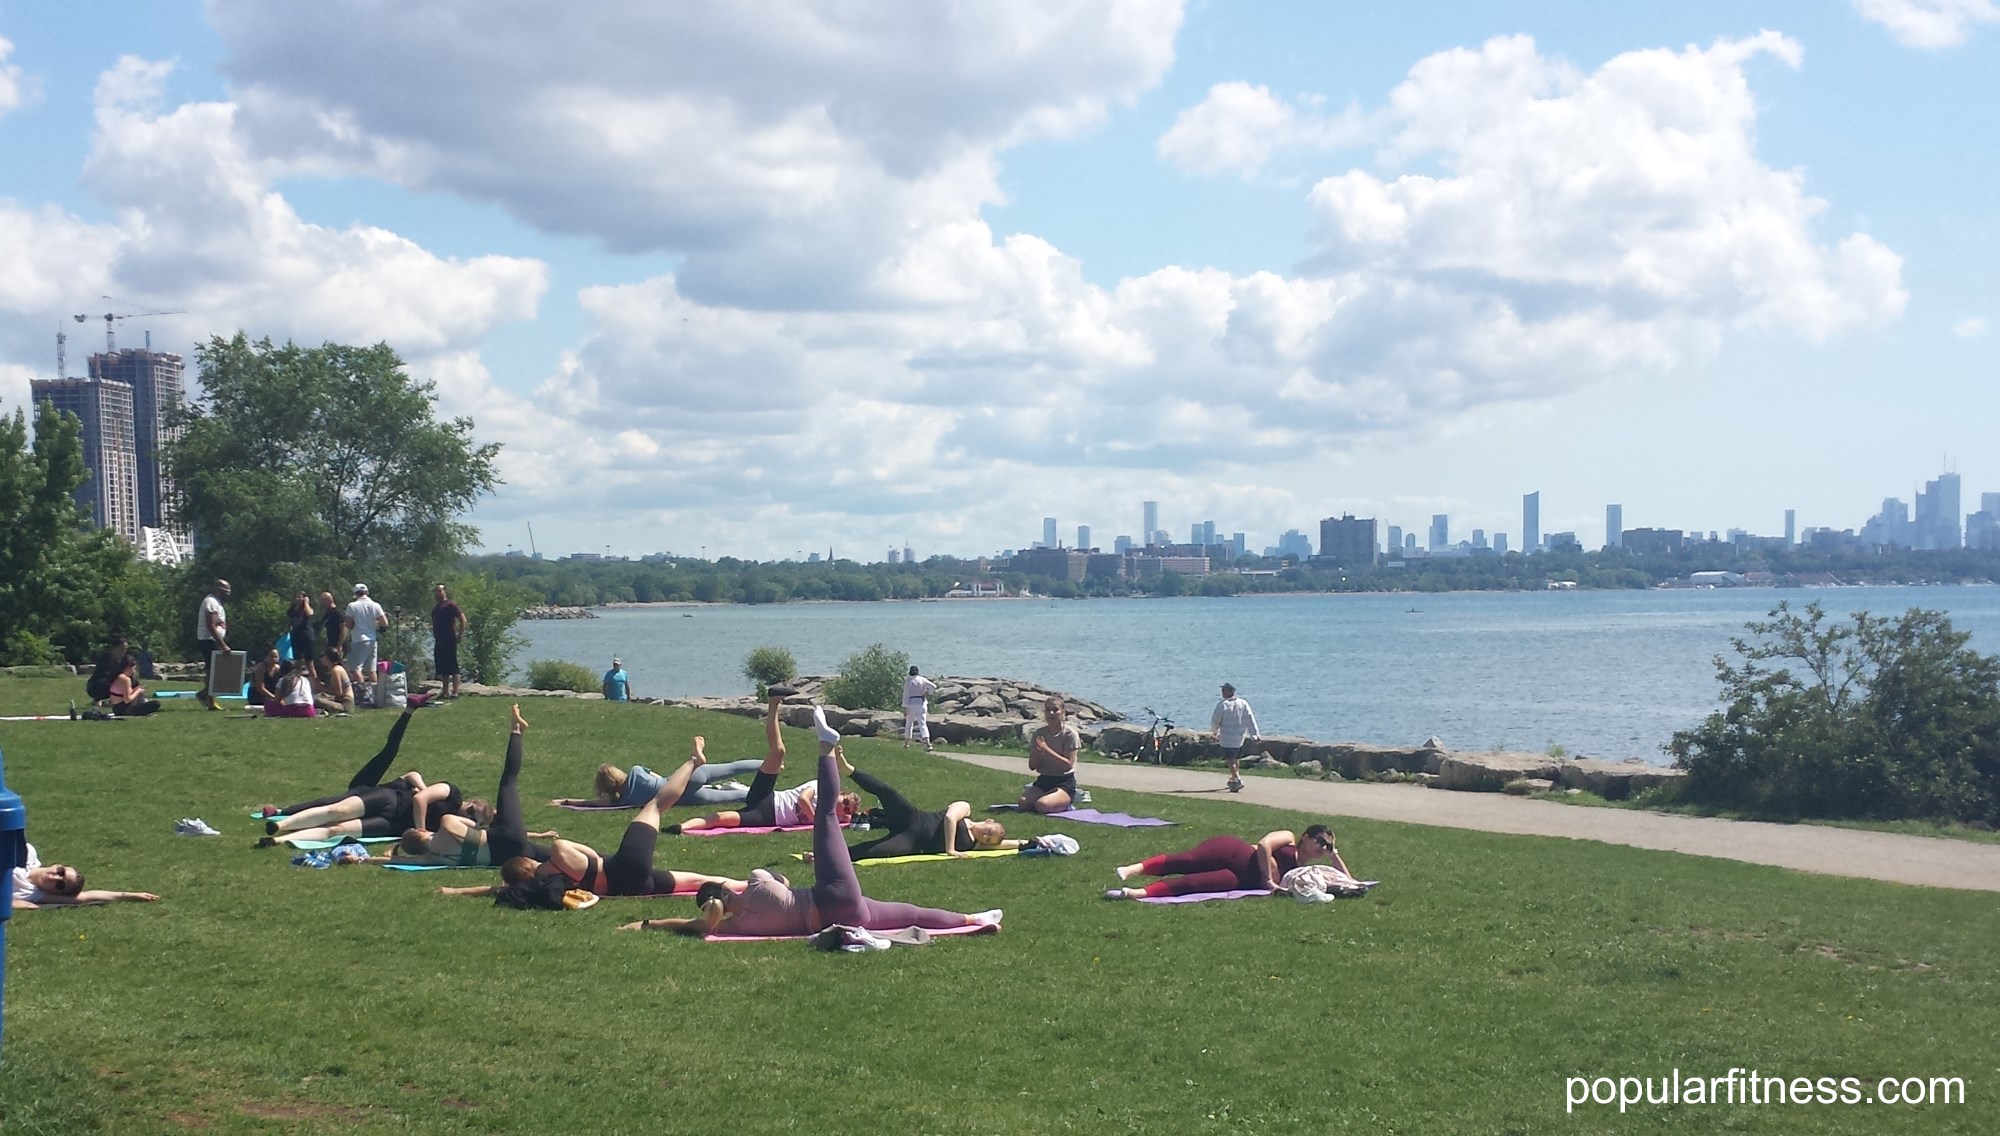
top-left (621, 707), bottom-right (1001, 938)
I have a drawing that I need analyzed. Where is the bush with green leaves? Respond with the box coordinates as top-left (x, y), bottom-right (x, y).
top-left (526, 658), bottom-right (599, 693)
top-left (1670, 601), bottom-right (2000, 825)
top-left (821, 643), bottom-right (909, 710)
top-left (742, 645), bottom-right (797, 696)
top-left (447, 572), bottom-right (533, 685)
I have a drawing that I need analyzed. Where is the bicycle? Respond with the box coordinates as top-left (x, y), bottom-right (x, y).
top-left (1128, 707), bottom-right (1174, 764)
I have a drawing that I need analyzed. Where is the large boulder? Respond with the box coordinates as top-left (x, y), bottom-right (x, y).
top-left (1435, 751), bottom-right (1562, 792)
top-left (1094, 723), bottom-right (1149, 756)
top-left (1555, 759), bottom-right (1685, 800)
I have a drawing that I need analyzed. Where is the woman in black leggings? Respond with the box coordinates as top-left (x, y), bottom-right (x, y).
top-left (259, 711), bottom-right (483, 847)
top-left (396, 705), bottom-right (557, 866)
top-left (837, 752), bottom-right (1023, 861)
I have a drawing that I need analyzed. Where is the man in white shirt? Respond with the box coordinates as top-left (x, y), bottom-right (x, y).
top-left (345, 583), bottom-right (389, 703)
top-left (194, 578), bottom-right (231, 711)
top-left (1210, 682), bottom-right (1262, 793)
top-left (901, 665), bottom-right (939, 751)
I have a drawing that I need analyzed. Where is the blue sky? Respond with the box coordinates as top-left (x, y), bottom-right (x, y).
top-left (0, 1), bottom-right (1994, 559)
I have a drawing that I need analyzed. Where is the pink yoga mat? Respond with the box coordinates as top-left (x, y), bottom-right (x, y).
top-left (681, 823), bottom-right (847, 837)
top-left (705, 921), bottom-right (997, 942)
top-left (1138, 889), bottom-right (1274, 904)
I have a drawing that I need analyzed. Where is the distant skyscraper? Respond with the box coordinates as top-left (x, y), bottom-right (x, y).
top-left (1428, 514), bottom-right (1449, 551)
top-left (1861, 498), bottom-right (1911, 548)
top-left (1385, 525), bottom-right (1402, 555)
top-left (1404, 533), bottom-right (1417, 552)
top-left (887, 548), bottom-right (900, 564)
top-left (1605, 504), bottom-right (1623, 550)
top-left (1494, 533), bottom-right (1509, 554)
top-left (903, 543), bottom-right (914, 564)
top-left (1276, 529), bottom-right (1313, 559)
top-left (1076, 525), bottom-right (1090, 551)
top-left (1142, 501), bottom-right (1158, 545)
top-left (1471, 528), bottom-right (1487, 549)
top-left (1523, 492), bottom-right (1541, 553)
top-left (1914, 472), bottom-right (1962, 550)
top-left (1969, 494), bottom-right (2000, 551)
top-left (1784, 509), bottom-right (1796, 546)
top-left (87, 349), bottom-right (185, 531)
top-left (1042, 517), bottom-right (1058, 548)
top-left (1231, 532), bottom-right (1246, 557)
top-left (30, 376), bottom-right (141, 543)
top-left (1114, 534), bottom-right (1133, 554)
top-left (1199, 520), bottom-right (1216, 546)
top-left (1319, 515), bottom-right (1379, 565)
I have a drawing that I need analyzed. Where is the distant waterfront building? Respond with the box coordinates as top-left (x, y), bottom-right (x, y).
top-left (904, 543), bottom-right (915, 564)
top-left (1784, 509), bottom-right (1797, 546)
top-left (1861, 498), bottom-right (1912, 548)
top-left (1404, 533), bottom-right (1418, 553)
top-left (1013, 547), bottom-right (1087, 583)
top-left (88, 349), bottom-right (186, 532)
top-left (30, 375), bottom-right (141, 544)
top-left (1622, 528), bottom-right (1683, 555)
top-left (807, 551), bottom-right (822, 563)
top-left (1428, 514), bottom-right (1449, 551)
top-left (887, 548), bottom-right (900, 564)
top-left (1128, 555), bottom-right (1209, 578)
top-left (1113, 534), bottom-right (1133, 554)
top-left (1042, 517), bottom-right (1059, 549)
top-left (1968, 495), bottom-right (2000, 551)
top-left (1276, 529), bottom-right (1313, 560)
top-left (1189, 522), bottom-right (1202, 545)
top-left (1076, 525), bottom-right (1090, 552)
top-left (1494, 533), bottom-right (1509, 554)
top-left (1142, 501), bottom-right (1159, 545)
top-left (1914, 472), bottom-right (1962, 550)
top-left (1232, 532), bottom-right (1246, 558)
top-left (1523, 491), bottom-right (1541, 553)
top-left (1385, 524), bottom-right (1402, 554)
top-left (1547, 532), bottom-right (1582, 553)
top-left (1471, 528), bottom-right (1487, 549)
top-left (1318, 514), bottom-right (1379, 566)
top-left (1200, 520), bottom-right (1217, 546)
top-left (1604, 504), bottom-right (1622, 550)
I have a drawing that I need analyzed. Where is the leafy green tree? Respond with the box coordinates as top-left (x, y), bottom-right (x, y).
top-left (822, 643), bottom-right (909, 710)
top-left (166, 334), bottom-right (500, 619)
top-left (1670, 602), bottom-right (2000, 824)
top-left (447, 572), bottom-right (533, 684)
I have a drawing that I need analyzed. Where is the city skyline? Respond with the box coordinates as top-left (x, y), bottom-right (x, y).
top-left (0, 4), bottom-right (1995, 561)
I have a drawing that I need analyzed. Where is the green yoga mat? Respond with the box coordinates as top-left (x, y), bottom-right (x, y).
top-left (286, 836), bottom-right (397, 850)
top-left (790, 847), bottom-right (1018, 868)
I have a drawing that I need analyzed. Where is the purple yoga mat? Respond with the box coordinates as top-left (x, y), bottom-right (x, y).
top-left (1060, 808), bottom-right (1177, 827)
top-left (1138, 889), bottom-right (1273, 904)
top-left (706, 921), bottom-right (997, 942)
top-left (682, 823), bottom-right (847, 837)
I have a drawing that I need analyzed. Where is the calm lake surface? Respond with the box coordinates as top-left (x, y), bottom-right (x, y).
top-left (518, 587), bottom-right (2000, 765)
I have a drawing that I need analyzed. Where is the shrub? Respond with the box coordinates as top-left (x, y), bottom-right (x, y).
top-left (1669, 602), bottom-right (2000, 825)
top-left (526, 658), bottom-right (599, 693)
top-left (449, 572), bottom-right (533, 685)
top-left (821, 643), bottom-right (909, 711)
top-left (742, 645), bottom-right (797, 696)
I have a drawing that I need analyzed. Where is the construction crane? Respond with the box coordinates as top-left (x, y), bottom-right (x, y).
top-left (72, 300), bottom-right (186, 354)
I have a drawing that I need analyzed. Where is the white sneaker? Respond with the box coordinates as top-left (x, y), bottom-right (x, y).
top-left (716, 780), bottom-right (751, 793)
top-left (176, 817), bottom-right (222, 837)
top-left (968, 908), bottom-right (1003, 927)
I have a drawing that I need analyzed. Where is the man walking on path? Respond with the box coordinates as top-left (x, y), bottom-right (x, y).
top-left (1211, 682), bottom-right (1261, 793)
top-left (431, 583), bottom-right (467, 698)
top-left (603, 657), bottom-right (633, 702)
top-left (902, 665), bottom-right (938, 751)
top-left (344, 584), bottom-right (388, 704)
top-left (194, 579), bottom-right (231, 710)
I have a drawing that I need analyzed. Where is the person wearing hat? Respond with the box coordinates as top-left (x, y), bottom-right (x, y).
top-left (901, 664), bottom-right (938, 751)
top-left (602, 657), bottom-right (633, 702)
top-left (344, 584), bottom-right (389, 705)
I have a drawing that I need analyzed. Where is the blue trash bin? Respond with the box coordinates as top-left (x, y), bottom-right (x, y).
top-left (0, 744), bottom-right (26, 1054)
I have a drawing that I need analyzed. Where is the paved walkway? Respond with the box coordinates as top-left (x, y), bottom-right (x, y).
top-left (937, 751), bottom-right (2000, 893)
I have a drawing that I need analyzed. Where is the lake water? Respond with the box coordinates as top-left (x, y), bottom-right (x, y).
top-left (518, 587), bottom-right (2000, 765)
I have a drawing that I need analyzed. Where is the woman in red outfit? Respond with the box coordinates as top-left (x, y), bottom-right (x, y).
top-left (1103, 826), bottom-right (1349, 899)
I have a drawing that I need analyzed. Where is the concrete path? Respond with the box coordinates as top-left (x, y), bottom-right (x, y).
top-left (937, 751), bottom-right (2000, 894)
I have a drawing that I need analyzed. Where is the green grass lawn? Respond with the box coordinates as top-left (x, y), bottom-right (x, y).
top-left (0, 674), bottom-right (1993, 1133)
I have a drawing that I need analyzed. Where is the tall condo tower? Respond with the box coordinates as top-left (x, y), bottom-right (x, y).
top-left (1076, 525), bottom-right (1090, 551)
top-left (1042, 516), bottom-right (1058, 548)
top-left (87, 349), bottom-right (185, 530)
top-left (1523, 491), bottom-right (1541, 553)
top-left (29, 376), bottom-right (141, 543)
top-left (1604, 504), bottom-right (1623, 549)
top-left (1142, 500), bottom-right (1158, 547)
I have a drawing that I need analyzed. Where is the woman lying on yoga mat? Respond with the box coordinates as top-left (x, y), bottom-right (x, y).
top-left (670, 693), bottom-right (859, 833)
top-left (811, 750), bottom-right (1020, 861)
top-left (442, 746), bottom-right (740, 900)
top-left (12, 843), bottom-right (159, 909)
top-left (548, 747), bottom-right (765, 810)
top-left (1102, 826), bottom-right (1350, 900)
top-left (618, 707), bottom-right (1000, 937)
top-left (258, 711), bottom-right (485, 847)
top-left (394, 705), bottom-right (560, 867)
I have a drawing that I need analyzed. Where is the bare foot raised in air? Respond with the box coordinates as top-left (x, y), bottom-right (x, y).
top-left (691, 736), bottom-right (707, 762)
top-left (511, 704), bottom-right (528, 734)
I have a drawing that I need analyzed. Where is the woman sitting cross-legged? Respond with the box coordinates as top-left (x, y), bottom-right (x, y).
top-left (107, 654), bottom-right (161, 716)
top-left (669, 692), bottom-right (859, 833)
top-left (442, 746), bottom-right (741, 902)
top-left (395, 705), bottom-right (560, 867)
top-left (1103, 826), bottom-right (1350, 900)
top-left (618, 706), bottom-right (1001, 937)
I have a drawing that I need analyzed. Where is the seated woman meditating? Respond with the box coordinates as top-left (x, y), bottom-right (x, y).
top-left (12, 843), bottom-right (159, 909)
top-left (444, 745), bottom-right (741, 901)
top-left (670, 692), bottom-right (859, 833)
top-left (259, 711), bottom-right (483, 846)
top-left (396, 705), bottom-right (558, 867)
top-left (828, 750), bottom-right (1021, 861)
top-left (620, 707), bottom-right (1000, 937)
top-left (1102, 826), bottom-right (1351, 900)
top-left (107, 655), bottom-right (161, 716)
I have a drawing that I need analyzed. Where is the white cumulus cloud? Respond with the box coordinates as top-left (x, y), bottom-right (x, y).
top-left (1854, 0), bottom-right (2000, 48)
top-left (1953, 316), bottom-right (1992, 339)
top-left (1157, 81), bottom-right (1366, 177)
top-left (0, 35), bottom-right (33, 120)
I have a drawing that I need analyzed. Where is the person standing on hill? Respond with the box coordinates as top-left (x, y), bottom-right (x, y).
top-left (345, 584), bottom-right (389, 704)
top-left (602, 657), bottom-right (633, 702)
top-left (1210, 682), bottom-right (1262, 793)
top-left (431, 582), bottom-right (467, 698)
top-left (319, 591), bottom-right (344, 661)
top-left (287, 591), bottom-right (317, 663)
top-left (194, 579), bottom-right (231, 711)
top-left (902, 665), bottom-right (938, 751)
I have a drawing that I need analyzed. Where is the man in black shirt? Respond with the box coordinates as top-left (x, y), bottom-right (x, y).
top-left (431, 582), bottom-right (468, 697)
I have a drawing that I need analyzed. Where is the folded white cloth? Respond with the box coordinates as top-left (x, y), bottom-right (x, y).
top-left (1280, 864), bottom-right (1379, 903)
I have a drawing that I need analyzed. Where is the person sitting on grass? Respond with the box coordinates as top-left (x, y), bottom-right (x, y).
top-left (670, 688), bottom-right (859, 833)
top-left (315, 651), bottom-right (355, 716)
top-left (258, 711), bottom-right (484, 846)
top-left (249, 647), bottom-right (283, 706)
top-left (549, 751), bottom-right (765, 810)
top-left (1102, 826), bottom-right (1350, 900)
top-left (107, 655), bottom-right (161, 717)
top-left (816, 750), bottom-right (1022, 862)
top-left (12, 844), bottom-right (158, 909)
top-left (264, 659), bottom-right (318, 718)
top-left (1017, 696), bottom-right (1082, 814)
top-left (618, 706), bottom-right (1000, 937)
top-left (440, 745), bottom-right (742, 901)
top-left (396, 705), bottom-right (559, 867)
top-left (84, 634), bottom-right (130, 707)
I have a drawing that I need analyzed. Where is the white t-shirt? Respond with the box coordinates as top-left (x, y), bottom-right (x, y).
top-left (770, 782), bottom-right (815, 827)
top-left (281, 675), bottom-right (313, 706)
top-left (196, 595), bottom-right (226, 642)
top-left (347, 597), bottom-right (387, 643)
top-left (903, 675), bottom-right (937, 704)
top-left (12, 842), bottom-right (44, 905)
top-left (1211, 697), bottom-right (1261, 748)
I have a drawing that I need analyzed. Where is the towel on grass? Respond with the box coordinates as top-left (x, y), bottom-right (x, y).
top-left (788, 847), bottom-right (1019, 868)
top-left (706, 919), bottom-right (999, 943)
top-left (1138, 888), bottom-right (1275, 905)
top-left (1280, 864), bottom-right (1379, 902)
